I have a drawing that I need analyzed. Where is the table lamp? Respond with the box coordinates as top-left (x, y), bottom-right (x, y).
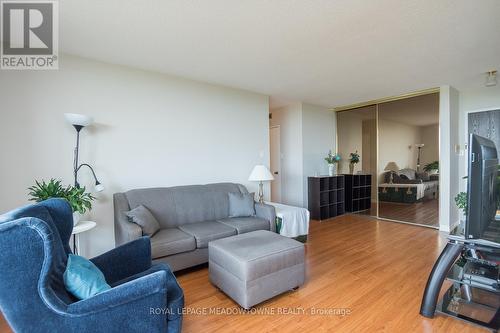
top-left (248, 165), bottom-right (274, 203)
top-left (64, 113), bottom-right (104, 192)
top-left (384, 162), bottom-right (400, 184)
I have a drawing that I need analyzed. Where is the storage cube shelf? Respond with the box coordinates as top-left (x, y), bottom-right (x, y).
top-left (344, 174), bottom-right (372, 213)
top-left (308, 175), bottom-right (345, 220)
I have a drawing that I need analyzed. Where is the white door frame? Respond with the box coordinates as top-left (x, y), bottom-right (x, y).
top-left (270, 125), bottom-right (282, 203)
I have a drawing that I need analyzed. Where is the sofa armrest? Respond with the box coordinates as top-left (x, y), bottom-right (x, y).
top-left (91, 237), bottom-right (152, 284)
top-left (255, 202), bottom-right (276, 232)
top-left (114, 192), bottom-right (142, 246)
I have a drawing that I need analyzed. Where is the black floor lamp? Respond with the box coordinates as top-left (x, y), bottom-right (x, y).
top-left (415, 143), bottom-right (425, 172)
top-left (64, 113), bottom-right (104, 192)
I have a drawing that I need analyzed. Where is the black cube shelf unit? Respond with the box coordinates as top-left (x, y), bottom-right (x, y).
top-left (344, 174), bottom-right (372, 212)
top-left (308, 175), bottom-right (345, 221)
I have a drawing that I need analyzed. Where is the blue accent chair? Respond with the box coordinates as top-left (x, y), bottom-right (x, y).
top-left (0, 199), bottom-right (183, 333)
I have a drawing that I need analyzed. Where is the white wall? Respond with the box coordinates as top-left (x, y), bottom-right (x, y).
top-left (420, 124), bottom-right (440, 167)
top-left (439, 85), bottom-right (460, 232)
top-left (269, 102), bottom-right (335, 208)
top-left (337, 111), bottom-right (363, 173)
top-left (302, 103), bottom-right (335, 207)
top-left (458, 85), bottom-right (500, 189)
top-left (269, 103), bottom-right (304, 206)
top-left (0, 54), bottom-right (270, 257)
top-left (378, 118), bottom-right (422, 181)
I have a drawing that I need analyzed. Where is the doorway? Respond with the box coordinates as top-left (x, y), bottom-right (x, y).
top-left (270, 126), bottom-right (282, 202)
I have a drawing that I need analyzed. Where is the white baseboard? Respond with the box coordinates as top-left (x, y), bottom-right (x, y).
top-left (440, 219), bottom-right (460, 233)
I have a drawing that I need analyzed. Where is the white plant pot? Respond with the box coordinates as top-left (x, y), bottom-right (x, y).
top-left (73, 212), bottom-right (81, 226)
top-left (328, 164), bottom-right (335, 176)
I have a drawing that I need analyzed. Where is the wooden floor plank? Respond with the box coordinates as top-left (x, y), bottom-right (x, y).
top-left (0, 214), bottom-right (486, 332)
top-left (359, 199), bottom-right (439, 227)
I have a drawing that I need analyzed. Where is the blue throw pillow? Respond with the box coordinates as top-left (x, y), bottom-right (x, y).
top-left (64, 254), bottom-right (111, 300)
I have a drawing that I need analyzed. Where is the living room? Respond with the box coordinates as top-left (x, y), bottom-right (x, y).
top-left (1, 1), bottom-right (500, 333)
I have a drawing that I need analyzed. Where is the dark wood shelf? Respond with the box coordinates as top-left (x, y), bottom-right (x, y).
top-left (308, 175), bottom-right (345, 220)
top-left (343, 174), bottom-right (372, 213)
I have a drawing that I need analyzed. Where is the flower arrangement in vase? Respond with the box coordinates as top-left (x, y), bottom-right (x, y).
top-left (325, 150), bottom-right (341, 176)
top-left (349, 151), bottom-right (360, 174)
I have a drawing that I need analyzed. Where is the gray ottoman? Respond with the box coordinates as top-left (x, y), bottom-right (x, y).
top-left (208, 230), bottom-right (305, 309)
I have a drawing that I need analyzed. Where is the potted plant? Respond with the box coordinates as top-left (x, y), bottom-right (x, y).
top-left (325, 150), bottom-right (341, 176)
top-left (349, 151), bottom-right (360, 174)
top-left (455, 165), bottom-right (500, 222)
top-left (28, 179), bottom-right (95, 225)
top-left (455, 191), bottom-right (468, 219)
top-left (424, 161), bottom-right (439, 174)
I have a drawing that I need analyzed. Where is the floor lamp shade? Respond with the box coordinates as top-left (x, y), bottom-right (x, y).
top-left (65, 113), bottom-right (103, 192)
top-left (64, 113), bottom-right (94, 127)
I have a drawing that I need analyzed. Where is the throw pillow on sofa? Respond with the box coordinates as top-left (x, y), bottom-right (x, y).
top-left (125, 205), bottom-right (160, 236)
top-left (228, 192), bottom-right (256, 217)
top-left (398, 168), bottom-right (416, 180)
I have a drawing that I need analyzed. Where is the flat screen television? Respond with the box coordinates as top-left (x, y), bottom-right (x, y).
top-left (466, 134), bottom-right (500, 244)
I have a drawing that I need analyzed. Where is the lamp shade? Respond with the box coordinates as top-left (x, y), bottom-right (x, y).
top-left (384, 162), bottom-right (400, 172)
top-left (248, 165), bottom-right (274, 182)
top-left (95, 183), bottom-right (105, 192)
top-left (64, 113), bottom-right (93, 127)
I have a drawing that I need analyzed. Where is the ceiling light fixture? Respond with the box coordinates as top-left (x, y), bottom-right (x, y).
top-left (485, 70), bottom-right (497, 87)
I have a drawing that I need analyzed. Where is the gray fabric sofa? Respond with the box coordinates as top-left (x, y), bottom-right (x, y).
top-left (114, 183), bottom-right (276, 272)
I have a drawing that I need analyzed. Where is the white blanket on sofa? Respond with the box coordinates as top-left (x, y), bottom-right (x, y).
top-left (265, 202), bottom-right (310, 238)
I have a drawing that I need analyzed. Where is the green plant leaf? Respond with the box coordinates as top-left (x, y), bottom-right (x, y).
top-left (28, 179), bottom-right (95, 214)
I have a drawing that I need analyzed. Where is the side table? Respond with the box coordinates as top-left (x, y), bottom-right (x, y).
top-left (72, 221), bottom-right (96, 255)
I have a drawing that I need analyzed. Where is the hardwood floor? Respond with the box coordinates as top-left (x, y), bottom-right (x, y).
top-left (0, 214), bottom-right (485, 332)
top-left (359, 199), bottom-right (439, 228)
top-left (379, 199), bottom-right (439, 227)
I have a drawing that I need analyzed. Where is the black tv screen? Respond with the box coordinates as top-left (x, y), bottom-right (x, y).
top-left (466, 134), bottom-right (500, 243)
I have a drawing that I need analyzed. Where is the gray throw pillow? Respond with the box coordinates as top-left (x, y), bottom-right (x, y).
top-left (228, 192), bottom-right (256, 217)
top-left (125, 205), bottom-right (160, 236)
top-left (398, 168), bottom-right (416, 180)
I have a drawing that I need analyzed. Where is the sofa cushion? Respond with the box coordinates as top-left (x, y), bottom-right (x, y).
top-left (217, 217), bottom-right (269, 234)
top-left (150, 228), bottom-right (196, 258)
top-left (125, 205), bottom-right (160, 236)
top-left (178, 221), bottom-right (237, 248)
top-left (228, 192), bottom-right (255, 217)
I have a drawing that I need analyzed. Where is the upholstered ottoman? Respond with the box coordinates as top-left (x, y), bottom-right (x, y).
top-left (208, 230), bottom-right (305, 309)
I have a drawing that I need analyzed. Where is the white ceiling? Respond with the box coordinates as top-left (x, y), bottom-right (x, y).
top-left (60, 0), bottom-right (500, 109)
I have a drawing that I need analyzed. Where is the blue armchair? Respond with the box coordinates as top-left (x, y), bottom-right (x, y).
top-left (0, 199), bottom-right (183, 333)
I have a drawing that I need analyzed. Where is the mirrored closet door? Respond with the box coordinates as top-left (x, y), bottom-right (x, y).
top-left (336, 92), bottom-right (440, 228)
